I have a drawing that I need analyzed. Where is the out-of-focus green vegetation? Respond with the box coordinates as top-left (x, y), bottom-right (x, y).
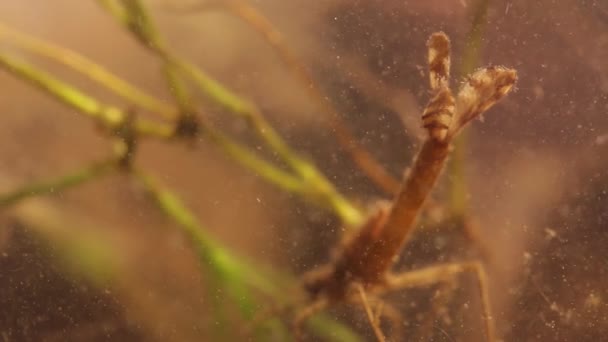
top-left (0, 0), bottom-right (367, 340)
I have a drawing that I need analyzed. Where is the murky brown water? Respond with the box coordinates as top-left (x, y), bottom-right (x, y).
top-left (0, 1), bottom-right (606, 341)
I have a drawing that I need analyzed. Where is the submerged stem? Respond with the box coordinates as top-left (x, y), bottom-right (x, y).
top-left (0, 159), bottom-right (116, 207)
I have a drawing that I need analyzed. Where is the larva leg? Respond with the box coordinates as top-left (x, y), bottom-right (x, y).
top-left (384, 261), bottom-right (495, 342)
top-left (292, 298), bottom-right (328, 342)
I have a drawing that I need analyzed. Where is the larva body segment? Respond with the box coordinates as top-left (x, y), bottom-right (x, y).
top-left (422, 87), bottom-right (456, 142)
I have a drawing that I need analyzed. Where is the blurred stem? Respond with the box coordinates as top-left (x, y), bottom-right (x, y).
top-left (0, 53), bottom-right (120, 125)
top-left (134, 170), bottom-right (362, 341)
top-left (205, 128), bottom-right (361, 225)
top-left (134, 170), bottom-right (268, 337)
top-left (0, 52), bottom-right (173, 137)
top-left (308, 315), bottom-right (364, 342)
top-left (0, 52), bottom-right (303, 196)
top-left (176, 57), bottom-right (363, 225)
top-left (0, 159), bottom-right (116, 207)
top-left (99, 0), bottom-right (363, 227)
top-left (118, 0), bottom-right (196, 116)
top-left (173, 56), bottom-right (254, 114)
top-left (449, 0), bottom-right (490, 217)
top-left (96, 0), bottom-right (129, 25)
top-left (0, 48), bottom-right (357, 222)
top-left (178, 57), bottom-right (362, 226)
top-left (14, 202), bottom-right (125, 286)
top-left (460, 0), bottom-right (490, 77)
top-left (207, 129), bottom-right (306, 194)
top-left (133, 170), bottom-right (281, 296)
top-left (0, 21), bottom-right (177, 119)
top-left (173, 0), bottom-right (400, 195)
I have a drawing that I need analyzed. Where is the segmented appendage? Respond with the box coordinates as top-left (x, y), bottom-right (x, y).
top-left (452, 66), bottom-right (518, 134)
top-left (423, 32), bottom-right (454, 142)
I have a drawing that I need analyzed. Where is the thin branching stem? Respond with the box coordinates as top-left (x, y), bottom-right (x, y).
top-left (173, 0), bottom-right (400, 195)
top-left (100, 0), bottom-right (363, 226)
top-left (0, 50), bottom-right (355, 215)
top-left (204, 128), bottom-right (308, 194)
top-left (118, 0), bottom-right (196, 117)
top-left (174, 55), bottom-right (360, 223)
top-left (0, 21), bottom-right (177, 119)
top-left (0, 159), bottom-right (117, 207)
top-left (132, 169), bottom-right (272, 328)
top-left (133, 171), bottom-right (363, 341)
top-left (0, 52), bottom-right (173, 134)
top-left (0, 53), bottom-right (118, 125)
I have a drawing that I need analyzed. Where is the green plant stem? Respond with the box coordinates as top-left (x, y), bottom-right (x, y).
top-left (449, 0), bottom-right (490, 217)
top-left (0, 50), bottom-right (343, 219)
top-left (176, 0), bottom-right (400, 195)
top-left (0, 47), bottom-right (360, 225)
top-left (96, 0), bottom-right (129, 25)
top-left (134, 170), bottom-right (280, 296)
top-left (197, 127), bottom-right (361, 223)
top-left (175, 58), bottom-right (300, 168)
top-left (0, 159), bottom-right (116, 207)
top-left (182, 57), bottom-right (362, 225)
top-left (99, 1), bottom-right (363, 226)
top-left (0, 53), bottom-right (118, 125)
top-left (460, 0), bottom-right (490, 77)
top-left (134, 170), bottom-right (286, 339)
top-left (14, 202), bottom-right (125, 285)
top-left (174, 58), bottom-right (253, 114)
top-left (178, 62), bottom-right (364, 226)
top-left (308, 315), bottom-right (363, 342)
top-left (0, 21), bottom-right (177, 119)
top-left (110, 0), bottom-right (303, 175)
top-left (0, 52), bottom-right (171, 134)
top-left (204, 129), bottom-right (307, 194)
top-left (134, 170), bottom-right (361, 341)
top-left (119, 0), bottom-right (196, 117)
